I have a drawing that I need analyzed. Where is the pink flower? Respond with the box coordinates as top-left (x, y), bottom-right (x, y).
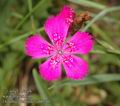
top-left (25, 6), bottom-right (94, 81)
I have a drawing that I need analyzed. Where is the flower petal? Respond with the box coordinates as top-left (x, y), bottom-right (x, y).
top-left (63, 55), bottom-right (88, 80)
top-left (25, 34), bottom-right (55, 59)
top-left (44, 16), bottom-right (69, 47)
top-left (63, 31), bottom-right (94, 54)
top-left (39, 55), bottom-right (62, 81)
top-left (58, 5), bottom-right (75, 26)
top-left (44, 6), bottom-right (75, 48)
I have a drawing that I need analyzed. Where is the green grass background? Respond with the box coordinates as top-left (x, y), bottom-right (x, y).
top-left (0, 0), bottom-right (120, 106)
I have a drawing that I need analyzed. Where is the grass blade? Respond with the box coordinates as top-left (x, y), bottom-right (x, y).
top-left (28, 0), bottom-right (36, 31)
top-left (0, 27), bottom-right (44, 49)
top-left (49, 74), bottom-right (120, 89)
top-left (82, 6), bottom-right (120, 31)
top-left (96, 39), bottom-right (120, 55)
top-left (33, 69), bottom-right (53, 106)
top-left (68, 0), bottom-right (106, 10)
top-left (15, 0), bottom-right (49, 30)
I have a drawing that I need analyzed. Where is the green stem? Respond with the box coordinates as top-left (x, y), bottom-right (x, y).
top-left (28, 0), bottom-right (36, 31)
top-left (82, 6), bottom-right (120, 31)
top-left (96, 39), bottom-right (120, 55)
top-left (49, 74), bottom-right (120, 90)
top-left (0, 27), bottom-right (44, 49)
top-left (33, 69), bottom-right (53, 106)
top-left (68, 0), bottom-right (106, 10)
top-left (14, 0), bottom-right (45, 30)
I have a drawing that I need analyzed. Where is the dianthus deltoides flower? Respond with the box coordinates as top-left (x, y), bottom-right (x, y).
top-left (25, 6), bottom-right (94, 81)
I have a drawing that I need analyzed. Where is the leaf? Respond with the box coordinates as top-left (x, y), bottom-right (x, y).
top-left (32, 69), bottom-right (53, 106)
top-left (100, 54), bottom-right (120, 66)
top-left (49, 74), bottom-right (120, 89)
top-left (0, 0), bottom-right (16, 34)
top-left (15, 0), bottom-right (51, 30)
top-left (0, 27), bottom-right (44, 49)
top-left (82, 6), bottom-right (120, 31)
top-left (68, 0), bottom-right (106, 10)
top-left (96, 39), bottom-right (120, 55)
top-left (34, 0), bottom-right (52, 17)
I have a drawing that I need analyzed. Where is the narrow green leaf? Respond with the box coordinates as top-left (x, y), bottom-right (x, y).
top-left (91, 13), bottom-right (120, 24)
top-left (68, 0), bottom-right (106, 10)
top-left (90, 50), bottom-right (107, 54)
top-left (82, 6), bottom-right (120, 31)
top-left (0, 27), bottom-right (44, 49)
top-left (15, 0), bottom-right (48, 30)
top-left (96, 39), bottom-right (120, 55)
top-left (0, 0), bottom-right (16, 31)
top-left (49, 74), bottom-right (120, 89)
top-left (28, 0), bottom-right (36, 31)
top-left (96, 39), bottom-right (114, 50)
top-left (33, 69), bottom-right (53, 106)
top-left (92, 24), bottom-right (112, 43)
top-left (12, 12), bottom-right (23, 19)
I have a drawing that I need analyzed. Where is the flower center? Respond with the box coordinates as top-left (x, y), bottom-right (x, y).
top-left (57, 50), bottom-right (64, 55)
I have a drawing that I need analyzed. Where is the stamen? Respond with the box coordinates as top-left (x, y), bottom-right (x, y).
top-left (63, 55), bottom-right (74, 68)
top-left (39, 44), bottom-right (54, 55)
top-left (50, 55), bottom-right (60, 68)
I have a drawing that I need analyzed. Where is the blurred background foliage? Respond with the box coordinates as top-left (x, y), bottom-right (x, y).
top-left (0, 0), bottom-right (120, 106)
